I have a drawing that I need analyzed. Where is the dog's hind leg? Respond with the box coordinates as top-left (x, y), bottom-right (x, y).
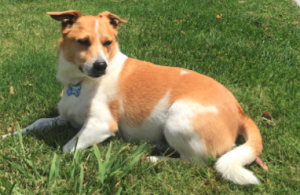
top-left (163, 101), bottom-right (210, 165)
top-left (2, 116), bottom-right (67, 139)
top-left (62, 117), bottom-right (117, 153)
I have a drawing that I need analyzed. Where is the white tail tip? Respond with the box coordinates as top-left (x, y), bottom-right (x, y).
top-left (216, 145), bottom-right (259, 185)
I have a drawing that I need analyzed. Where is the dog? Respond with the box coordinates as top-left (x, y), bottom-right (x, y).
top-left (3, 10), bottom-right (267, 185)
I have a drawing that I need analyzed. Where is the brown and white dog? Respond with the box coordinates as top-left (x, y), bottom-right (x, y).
top-left (3, 10), bottom-right (267, 185)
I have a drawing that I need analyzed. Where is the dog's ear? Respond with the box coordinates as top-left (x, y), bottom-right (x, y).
top-left (47, 10), bottom-right (82, 23)
top-left (98, 11), bottom-right (127, 29)
top-left (47, 10), bottom-right (82, 33)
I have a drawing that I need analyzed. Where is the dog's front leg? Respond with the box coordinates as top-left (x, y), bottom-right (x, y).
top-left (62, 117), bottom-right (116, 153)
top-left (2, 116), bottom-right (67, 138)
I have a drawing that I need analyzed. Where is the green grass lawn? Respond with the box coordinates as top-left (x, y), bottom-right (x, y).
top-left (0, 0), bottom-right (300, 194)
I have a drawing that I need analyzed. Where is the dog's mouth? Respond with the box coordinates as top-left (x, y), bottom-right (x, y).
top-left (88, 71), bottom-right (106, 78)
top-left (78, 65), bottom-right (106, 78)
top-left (79, 66), bottom-right (84, 73)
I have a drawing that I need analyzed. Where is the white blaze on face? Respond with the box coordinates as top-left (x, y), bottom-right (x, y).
top-left (95, 20), bottom-right (101, 55)
top-left (94, 19), bottom-right (108, 62)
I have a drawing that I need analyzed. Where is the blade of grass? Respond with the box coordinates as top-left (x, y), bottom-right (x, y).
top-left (123, 182), bottom-right (139, 195)
top-left (23, 158), bottom-right (41, 180)
top-left (93, 145), bottom-right (105, 184)
top-left (6, 159), bottom-right (32, 179)
top-left (0, 178), bottom-right (16, 195)
top-left (72, 149), bottom-right (80, 191)
top-left (16, 124), bottom-right (24, 155)
top-left (119, 152), bottom-right (144, 178)
top-left (87, 182), bottom-right (103, 195)
top-left (84, 178), bottom-right (98, 194)
top-left (79, 163), bottom-right (84, 195)
top-left (8, 182), bottom-right (16, 195)
top-left (104, 142), bottom-right (112, 168)
top-left (115, 187), bottom-right (123, 195)
top-left (47, 153), bottom-right (57, 188)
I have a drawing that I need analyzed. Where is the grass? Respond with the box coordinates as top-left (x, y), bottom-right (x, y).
top-left (0, 0), bottom-right (299, 194)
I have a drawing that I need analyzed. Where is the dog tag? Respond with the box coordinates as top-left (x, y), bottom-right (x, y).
top-left (67, 84), bottom-right (81, 97)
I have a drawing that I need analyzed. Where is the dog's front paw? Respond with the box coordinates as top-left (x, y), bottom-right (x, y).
top-left (62, 144), bottom-right (74, 154)
top-left (2, 133), bottom-right (11, 139)
top-left (2, 131), bottom-right (19, 139)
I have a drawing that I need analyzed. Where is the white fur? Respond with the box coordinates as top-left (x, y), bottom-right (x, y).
top-left (60, 49), bottom-right (128, 152)
top-left (180, 70), bottom-right (189, 75)
top-left (5, 49), bottom-right (128, 152)
top-left (107, 46), bottom-right (128, 69)
top-left (95, 20), bottom-right (101, 54)
top-left (164, 101), bottom-right (218, 163)
top-left (57, 51), bottom-right (85, 85)
top-left (216, 145), bottom-right (259, 185)
top-left (95, 19), bottom-right (108, 63)
top-left (146, 156), bottom-right (180, 163)
top-left (62, 116), bottom-right (113, 153)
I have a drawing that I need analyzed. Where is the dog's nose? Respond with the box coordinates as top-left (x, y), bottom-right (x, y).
top-left (93, 61), bottom-right (107, 71)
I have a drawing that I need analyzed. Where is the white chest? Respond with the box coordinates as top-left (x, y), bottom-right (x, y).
top-left (58, 83), bottom-right (96, 129)
top-left (57, 67), bottom-right (122, 129)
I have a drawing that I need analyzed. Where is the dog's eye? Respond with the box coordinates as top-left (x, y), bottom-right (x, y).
top-left (77, 38), bottom-right (90, 46)
top-left (103, 41), bottom-right (112, 46)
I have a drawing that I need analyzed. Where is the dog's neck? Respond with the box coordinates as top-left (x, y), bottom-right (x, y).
top-left (57, 46), bottom-right (128, 86)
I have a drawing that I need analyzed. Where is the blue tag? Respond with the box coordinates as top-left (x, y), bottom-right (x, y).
top-left (67, 84), bottom-right (81, 97)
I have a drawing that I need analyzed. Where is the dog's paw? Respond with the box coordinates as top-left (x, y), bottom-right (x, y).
top-left (62, 145), bottom-right (74, 154)
top-left (1, 133), bottom-right (11, 139)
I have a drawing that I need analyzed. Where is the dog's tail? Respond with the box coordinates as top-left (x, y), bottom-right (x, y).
top-left (216, 115), bottom-right (263, 185)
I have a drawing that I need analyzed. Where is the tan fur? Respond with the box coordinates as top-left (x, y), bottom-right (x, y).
top-left (118, 58), bottom-right (181, 126)
top-left (109, 98), bottom-right (121, 122)
top-left (109, 120), bottom-right (118, 133)
top-left (240, 114), bottom-right (263, 156)
top-left (49, 12), bottom-right (123, 67)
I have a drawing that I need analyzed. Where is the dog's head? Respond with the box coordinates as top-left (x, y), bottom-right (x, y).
top-left (47, 10), bottom-right (127, 78)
